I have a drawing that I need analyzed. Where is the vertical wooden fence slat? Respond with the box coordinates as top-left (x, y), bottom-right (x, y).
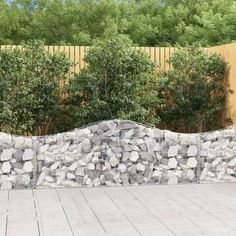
top-left (79, 46), bottom-right (85, 69)
top-left (166, 47), bottom-right (172, 71)
top-left (64, 46), bottom-right (70, 58)
top-left (169, 47), bottom-right (175, 70)
top-left (61, 46), bottom-right (70, 97)
top-left (140, 47), bottom-right (145, 54)
top-left (48, 45), bottom-right (54, 54)
top-left (166, 48), bottom-right (169, 70)
top-left (58, 45), bottom-right (65, 54)
top-left (74, 46), bottom-right (80, 73)
top-left (160, 47), bottom-right (165, 72)
top-left (84, 46), bottom-right (90, 68)
top-left (162, 47), bottom-right (166, 71)
top-left (145, 47), bottom-right (150, 56)
top-left (159, 47), bottom-right (162, 72)
top-left (150, 47), bottom-right (155, 62)
top-left (147, 47), bottom-right (151, 59)
top-left (153, 46), bottom-right (157, 74)
top-left (57, 46), bottom-right (66, 92)
top-left (69, 46), bottom-right (75, 75)
top-left (54, 46), bottom-right (63, 89)
top-left (165, 47), bottom-right (169, 70)
top-left (43, 45), bottom-right (48, 53)
top-left (154, 47), bottom-right (159, 73)
top-left (54, 45), bottom-right (59, 54)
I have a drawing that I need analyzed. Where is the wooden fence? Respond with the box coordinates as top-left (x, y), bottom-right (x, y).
top-left (0, 45), bottom-right (222, 74)
top-left (1, 44), bottom-right (236, 126)
top-left (207, 43), bottom-right (236, 126)
top-left (0, 45), bottom-right (178, 73)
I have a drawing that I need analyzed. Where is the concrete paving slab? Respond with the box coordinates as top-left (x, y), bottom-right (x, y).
top-left (1, 183), bottom-right (236, 236)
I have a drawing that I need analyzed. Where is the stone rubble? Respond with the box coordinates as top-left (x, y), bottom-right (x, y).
top-left (0, 135), bottom-right (35, 189)
top-left (0, 120), bottom-right (236, 190)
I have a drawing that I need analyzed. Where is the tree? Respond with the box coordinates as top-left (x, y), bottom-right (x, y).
top-left (1, 0), bottom-right (236, 46)
top-left (0, 41), bottom-right (72, 135)
top-left (65, 35), bottom-right (159, 127)
top-left (155, 45), bottom-right (230, 133)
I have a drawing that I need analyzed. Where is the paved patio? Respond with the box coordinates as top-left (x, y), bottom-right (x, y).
top-left (1, 183), bottom-right (236, 236)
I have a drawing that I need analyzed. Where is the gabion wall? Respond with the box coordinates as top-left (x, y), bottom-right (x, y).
top-left (0, 120), bottom-right (236, 190)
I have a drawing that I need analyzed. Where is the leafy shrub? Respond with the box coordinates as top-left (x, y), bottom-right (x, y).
top-left (0, 41), bottom-right (72, 135)
top-left (66, 35), bottom-right (159, 127)
top-left (156, 45), bottom-right (230, 133)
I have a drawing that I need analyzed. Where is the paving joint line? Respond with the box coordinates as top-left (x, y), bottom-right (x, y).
top-left (32, 189), bottom-right (42, 236)
top-left (34, 189), bottom-right (45, 236)
top-left (125, 186), bottom-right (176, 236)
top-left (55, 189), bottom-right (75, 236)
top-left (102, 188), bottom-right (143, 236)
top-left (79, 189), bottom-right (106, 233)
top-left (149, 186), bottom-right (209, 234)
top-left (5, 191), bottom-right (9, 236)
top-left (179, 191), bottom-right (236, 232)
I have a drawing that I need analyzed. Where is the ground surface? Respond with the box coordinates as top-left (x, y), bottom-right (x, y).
top-left (0, 183), bottom-right (236, 236)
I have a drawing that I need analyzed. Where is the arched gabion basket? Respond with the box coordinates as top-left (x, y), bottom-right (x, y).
top-left (0, 120), bottom-right (236, 190)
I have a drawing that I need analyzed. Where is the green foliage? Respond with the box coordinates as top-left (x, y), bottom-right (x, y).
top-left (66, 35), bottom-right (159, 127)
top-left (0, 39), bottom-right (230, 134)
top-left (0, 41), bottom-right (72, 135)
top-left (1, 0), bottom-right (236, 46)
top-left (156, 45), bottom-right (230, 132)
